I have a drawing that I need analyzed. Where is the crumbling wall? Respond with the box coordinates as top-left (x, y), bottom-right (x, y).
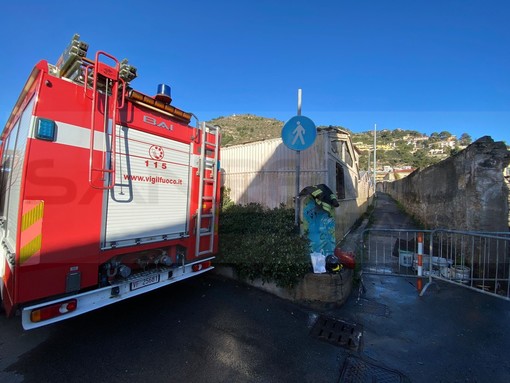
top-left (383, 136), bottom-right (510, 232)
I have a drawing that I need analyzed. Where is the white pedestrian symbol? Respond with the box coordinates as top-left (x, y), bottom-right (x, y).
top-left (292, 121), bottom-right (305, 145)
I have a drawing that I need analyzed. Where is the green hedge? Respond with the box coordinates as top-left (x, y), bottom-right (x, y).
top-left (216, 203), bottom-right (311, 288)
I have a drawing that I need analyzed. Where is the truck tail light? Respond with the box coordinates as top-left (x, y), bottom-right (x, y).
top-left (192, 261), bottom-right (211, 272)
top-left (30, 299), bottom-right (78, 323)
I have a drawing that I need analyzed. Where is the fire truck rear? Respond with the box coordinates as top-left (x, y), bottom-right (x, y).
top-left (0, 34), bottom-right (220, 329)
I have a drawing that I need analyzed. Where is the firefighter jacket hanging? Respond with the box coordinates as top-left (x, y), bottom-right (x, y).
top-left (300, 184), bottom-right (339, 262)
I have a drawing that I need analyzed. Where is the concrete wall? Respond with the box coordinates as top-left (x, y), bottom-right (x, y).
top-left (382, 136), bottom-right (510, 232)
top-left (214, 266), bottom-right (353, 308)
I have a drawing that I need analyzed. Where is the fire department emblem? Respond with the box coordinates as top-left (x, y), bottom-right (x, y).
top-left (149, 145), bottom-right (165, 160)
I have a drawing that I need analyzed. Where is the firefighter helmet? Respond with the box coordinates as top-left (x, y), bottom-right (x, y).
top-left (299, 184), bottom-right (339, 215)
top-left (325, 254), bottom-right (341, 273)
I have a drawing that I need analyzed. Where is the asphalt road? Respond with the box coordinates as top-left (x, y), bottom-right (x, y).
top-left (1, 274), bottom-right (347, 383)
top-left (4, 193), bottom-right (507, 382)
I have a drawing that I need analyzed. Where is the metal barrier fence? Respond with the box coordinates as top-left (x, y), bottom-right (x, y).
top-left (360, 228), bottom-right (510, 301)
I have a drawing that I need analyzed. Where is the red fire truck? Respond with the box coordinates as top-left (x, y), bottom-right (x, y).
top-left (0, 34), bottom-right (220, 329)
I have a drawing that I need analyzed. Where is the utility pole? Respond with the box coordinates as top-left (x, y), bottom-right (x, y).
top-left (373, 124), bottom-right (377, 189)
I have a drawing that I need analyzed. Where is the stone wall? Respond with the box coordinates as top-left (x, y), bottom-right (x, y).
top-left (213, 266), bottom-right (353, 308)
top-left (382, 136), bottom-right (510, 232)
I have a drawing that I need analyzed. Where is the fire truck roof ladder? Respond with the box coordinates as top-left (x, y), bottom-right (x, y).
top-left (195, 122), bottom-right (220, 257)
top-left (88, 51), bottom-right (125, 189)
top-left (54, 34), bottom-right (89, 80)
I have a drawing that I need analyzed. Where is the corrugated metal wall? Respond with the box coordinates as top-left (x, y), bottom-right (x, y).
top-left (221, 135), bottom-right (329, 208)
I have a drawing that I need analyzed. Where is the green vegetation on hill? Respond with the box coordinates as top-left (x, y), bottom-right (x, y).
top-left (209, 114), bottom-right (284, 146)
top-left (208, 114), bottom-right (473, 170)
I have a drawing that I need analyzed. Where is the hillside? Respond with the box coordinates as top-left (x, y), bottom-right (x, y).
top-left (208, 114), bottom-right (471, 170)
top-left (209, 114), bottom-right (284, 146)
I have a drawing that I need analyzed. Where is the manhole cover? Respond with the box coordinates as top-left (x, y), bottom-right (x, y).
top-left (309, 315), bottom-right (363, 351)
top-left (340, 355), bottom-right (410, 383)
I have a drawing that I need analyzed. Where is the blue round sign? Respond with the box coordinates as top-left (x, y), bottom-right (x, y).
top-left (281, 115), bottom-right (317, 151)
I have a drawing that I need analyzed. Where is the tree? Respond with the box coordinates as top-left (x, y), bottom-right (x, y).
top-left (439, 131), bottom-right (453, 140)
top-left (378, 130), bottom-right (392, 144)
top-left (450, 146), bottom-right (461, 156)
top-left (412, 149), bottom-right (439, 168)
top-left (459, 133), bottom-right (472, 146)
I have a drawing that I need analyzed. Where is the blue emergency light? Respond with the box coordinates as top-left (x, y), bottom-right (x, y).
top-left (35, 118), bottom-right (56, 141)
top-left (155, 84), bottom-right (172, 104)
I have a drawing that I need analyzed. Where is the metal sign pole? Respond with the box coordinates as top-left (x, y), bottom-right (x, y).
top-left (282, 90), bottom-right (315, 227)
top-left (295, 89), bottom-right (302, 227)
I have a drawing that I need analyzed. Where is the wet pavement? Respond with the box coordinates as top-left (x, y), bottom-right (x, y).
top-left (325, 273), bottom-right (510, 382)
top-left (331, 192), bottom-right (510, 382)
top-left (1, 193), bottom-right (509, 382)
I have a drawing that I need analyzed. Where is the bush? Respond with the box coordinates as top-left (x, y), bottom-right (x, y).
top-left (216, 203), bottom-right (311, 288)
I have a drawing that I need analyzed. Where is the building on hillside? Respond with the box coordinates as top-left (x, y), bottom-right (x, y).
top-left (429, 148), bottom-right (445, 155)
top-left (438, 137), bottom-right (457, 149)
top-left (220, 126), bottom-right (375, 242)
top-left (383, 168), bottom-right (417, 182)
top-left (353, 141), bottom-right (370, 151)
top-left (404, 135), bottom-right (428, 147)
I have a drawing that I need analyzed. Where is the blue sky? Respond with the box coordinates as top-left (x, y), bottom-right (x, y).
top-left (1, 0), bottom-right (508, 143)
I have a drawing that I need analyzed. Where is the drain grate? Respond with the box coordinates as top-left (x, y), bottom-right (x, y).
top-left (339, 355), bottom-right (410, 383)
top-left (309, 315), bottom-right (363, 351)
